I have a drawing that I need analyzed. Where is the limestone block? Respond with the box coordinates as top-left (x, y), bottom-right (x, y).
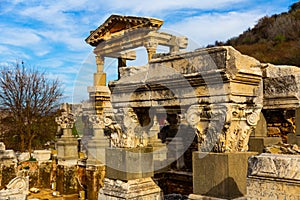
top-left (16, 153), bottom-right (30, 162)
top-left (98, 177), bottom-right (162, 200)
top-left (105, 147), bottom-right (153, 181)
top-left (247, 153), bottom-right (300, 199)
top-left (32, 150), bottom-right (51, 162)
top-left (248, 153), bottom-right (300, 180)
top-left (192, 152), bottom-right (257, 199)
top-left (263, 64), bottom-right (300, 109)
top-left (56, 137), bottom-right (78, 160)
top-left (248, 137), bottom-right (282, 153)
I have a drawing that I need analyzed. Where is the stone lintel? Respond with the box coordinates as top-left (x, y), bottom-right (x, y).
top-left (104, 50), bottom-right (136, 60)
top-left (94, 30), bottom-right (187, 56)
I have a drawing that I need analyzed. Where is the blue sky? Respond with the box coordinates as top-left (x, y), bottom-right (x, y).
top-left (0, 0), bottom-right (297, 103)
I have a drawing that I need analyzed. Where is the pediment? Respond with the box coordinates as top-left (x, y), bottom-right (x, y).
top-left (86, 15), bottom-right (163, 46)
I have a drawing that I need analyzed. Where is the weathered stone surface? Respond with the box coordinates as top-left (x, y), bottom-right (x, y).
top-left (32, 150), bottom-right (51, 162)
top-left (0, 176), bottom-right (29, 200)
top-left (264, 143), bottom-right (300, 154)
top-left (56, 103), bottom-right (79, 161)
top-left (0, 149), bottom-right (17, 163)
top-left (263, 63), bottom-right (300, 109)
top-left (192, 152), bottom-right (257, 199)
top-left (98, 177), bottom-right (162, 200)
top-left (248, 153), bottom-right (300, 180)
top-left (17, 152), bottom-right (30, 162)
top-left (248, 137), bottom-right (282, 153)
top-left (56, 137), bottom-right (78, 160)
top-left (56, 164), bottom-right (78, 195)
top-left (86, 165), bottom-right (105, 200)
top-left (105, 147), bottom-right (153, 181)
top-left (0, 143), bottom-right (5, 151)
top-left (247, 153), bottom-right (300, 199)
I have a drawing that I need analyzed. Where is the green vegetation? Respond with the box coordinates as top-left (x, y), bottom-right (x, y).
top-left (215, 1), bottom-right (300, 66)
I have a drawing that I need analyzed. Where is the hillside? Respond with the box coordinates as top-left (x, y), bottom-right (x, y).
top-left (218, 1), bottom-right (300, 66)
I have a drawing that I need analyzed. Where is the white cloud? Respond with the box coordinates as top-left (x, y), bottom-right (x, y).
top-left (0, 27), bottom-right (41, 47)
top-left (165, 11), bottom-right (265, 48)
top-left (93, 0), bottom-right (247, 14)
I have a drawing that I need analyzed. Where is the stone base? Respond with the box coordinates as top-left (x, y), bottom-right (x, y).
top-left (192, 152), bottom-right (257, 199)
top-left (86, 164), bottom-right (105, 200)
top-left (56, 163), bottom-right (78, 195)
top-left (98, 177), bottom-right (162, 200)
top-left (87, 138), bottom-right (109, 165)
top-left (56, 137), bottom-right (78, 160)
top-left (106, 147), bottom-right (153, 181)
top-left (248, 137), bottom-right (282, 153)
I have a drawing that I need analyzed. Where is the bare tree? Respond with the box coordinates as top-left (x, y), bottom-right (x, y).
top-left (0, 62), bottom-right (63, 152)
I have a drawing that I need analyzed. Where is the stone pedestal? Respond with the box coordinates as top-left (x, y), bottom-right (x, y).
top-left (87, 128), bottom-right (109, 165)
top-left (56, 163), bottom-right (78, 195)
top-left (105, 147), bottom-right (153, 180)
top-left (56, 137), bottom-right (78, 160)
top-left (87, 139), bottom-right (109, 165)
top-left (189, 152), bottom-right (257, 200)
top-left (100, 147), bottom-right (163, 199)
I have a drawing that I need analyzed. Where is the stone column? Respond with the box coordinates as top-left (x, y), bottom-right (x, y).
top-left (55, 103), bottom-right (78, 161)
top-left (148, 114), bottom-right (167, 171)
top-left (55, 104), bottom-right (79, 196)
top-left (118, 57), bottom-right (126, 80)
top-left (86, 115), bottom-right (109, 165)
top-left (144, 41), bottom-right (157, 62)
top-left (94, 55), bottom-right (106, 86)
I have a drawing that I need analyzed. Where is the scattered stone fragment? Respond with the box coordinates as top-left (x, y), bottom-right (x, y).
top-left (264, 143), bottom-right (300, 154)
top-left (30, 187), bottom-right (40, 193)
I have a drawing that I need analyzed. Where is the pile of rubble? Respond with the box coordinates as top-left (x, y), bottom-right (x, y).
top-left (264, 142), bottom-right (300, 154)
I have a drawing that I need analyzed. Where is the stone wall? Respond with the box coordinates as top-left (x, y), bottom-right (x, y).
top-left (263, 109), bottom-right (295, 142)
top-left (247, 153), bottom-right (300, 199)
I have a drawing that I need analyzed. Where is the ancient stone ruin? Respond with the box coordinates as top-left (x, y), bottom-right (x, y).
top-left (1, 14), bottom-right (300, 200)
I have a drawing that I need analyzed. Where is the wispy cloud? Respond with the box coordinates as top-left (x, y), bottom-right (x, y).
top-left (0, 0), bottom-right (297, 102)
top-left (166, 10), bottom-right (265, 48)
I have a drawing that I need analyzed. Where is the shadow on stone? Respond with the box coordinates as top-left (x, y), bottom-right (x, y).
top-left (206, 177), bottom-right (243, 199)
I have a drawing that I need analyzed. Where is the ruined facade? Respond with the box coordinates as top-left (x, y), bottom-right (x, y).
top-left (1, 14), bottom-right (300, 200)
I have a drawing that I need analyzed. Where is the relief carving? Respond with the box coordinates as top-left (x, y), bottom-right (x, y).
top-left (186, 105), bottom-right (261, 152)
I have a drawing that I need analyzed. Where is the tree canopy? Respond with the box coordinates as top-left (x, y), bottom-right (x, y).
top-left (0, 62), bottom-right (63, 152)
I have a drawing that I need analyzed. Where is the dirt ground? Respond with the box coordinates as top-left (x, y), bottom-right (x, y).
top-left (27, 188), bottom-right (80, 200)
